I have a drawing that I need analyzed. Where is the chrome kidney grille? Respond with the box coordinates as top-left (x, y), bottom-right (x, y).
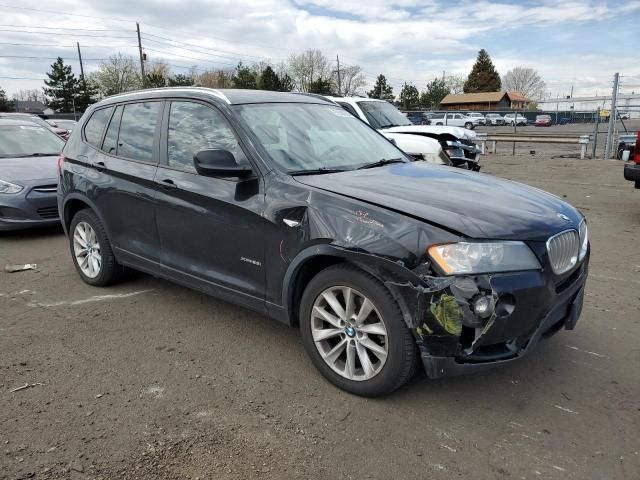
top-left (547, 229), bottom-right (580, 275)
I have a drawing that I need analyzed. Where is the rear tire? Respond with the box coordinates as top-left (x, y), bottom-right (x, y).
top-left (464, 122), bottom-right (473, 129)
top-left (69, 209), bottom-right (124, 286)
top-left (299, 264), bottom-right (417, 397)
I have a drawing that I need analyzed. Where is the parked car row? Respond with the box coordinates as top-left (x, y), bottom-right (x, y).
top-left (403, 111), bottom-right (538, 127)
top-left (0, 113), bottom-right (75, 140)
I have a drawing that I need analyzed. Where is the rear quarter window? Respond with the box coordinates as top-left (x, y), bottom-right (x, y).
top-left (83, 107), bottom-right (114, 148)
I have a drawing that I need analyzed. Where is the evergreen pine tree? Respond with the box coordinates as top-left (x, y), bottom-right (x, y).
top-left (168, 74), bottom-right (195, 86)
top-left (43, 57), bottom-right (78, 112)
top-left (75, 78), bottom-right (98, 112)
top-left (232, 62), bottom-right (258, 89)
top-left (368, 74), bottom-right (394, 100)
top-left (259, 66), bottom-right (281, 91)
top-left (463, 49), bottom-right (502, 93)
top-left (0, 87), bottom-right (15, 112)
top-left (399, 83), bottom-right (420, 109)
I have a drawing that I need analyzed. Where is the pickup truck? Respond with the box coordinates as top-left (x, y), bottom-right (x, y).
top-left (328, 96), bottom-right (483, 170)
top-left (429, 112), bottom-right (480, 129)
top-left (623, 131), bottom-right (640, 189)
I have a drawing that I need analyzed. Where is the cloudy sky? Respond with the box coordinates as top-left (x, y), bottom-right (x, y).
top-left (1, 0), bottom-right (639, 99)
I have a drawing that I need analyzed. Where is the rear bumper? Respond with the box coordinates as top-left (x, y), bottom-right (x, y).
top-left (624, 163), bottom-right (640, 187)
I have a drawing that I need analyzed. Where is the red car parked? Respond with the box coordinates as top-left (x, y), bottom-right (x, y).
top-left (535, 114), bottom-right (553, 127)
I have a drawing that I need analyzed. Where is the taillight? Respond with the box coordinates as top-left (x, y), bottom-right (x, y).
top-left (635, 131), bottom-right (640, 165)
top-left (57, 153), bottom-right (65, 175)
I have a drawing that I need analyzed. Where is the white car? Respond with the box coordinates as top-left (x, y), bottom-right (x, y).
top-left (464, 112), bottom-right (486, 125)
top-left (503, 113), bottom-right (528, 126)
top-left (484, 113), bottom-right (505, 125)
top-left (327, 97), bottom-right (482, 170)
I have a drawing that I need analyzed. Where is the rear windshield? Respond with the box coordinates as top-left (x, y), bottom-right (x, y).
top-left (0, 125), bottom-right (65, 157)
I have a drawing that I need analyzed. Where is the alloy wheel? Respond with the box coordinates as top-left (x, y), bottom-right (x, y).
top-left (310, 286), bottom-right (388, 381)
top-left (73, 221), bottom-right (102, 278)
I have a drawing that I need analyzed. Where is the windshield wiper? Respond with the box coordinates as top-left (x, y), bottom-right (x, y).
top-left (356, 158), bottom-right (405, 170)
top-left (289, 167), bottom-right (348, 176)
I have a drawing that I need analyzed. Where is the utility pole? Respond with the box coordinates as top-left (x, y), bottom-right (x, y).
top-left (136, 22), bottom-right (146, 87)
top-left (604, 72), bottom-right (619, 159)
top-left (76, 42), bottom-right (85, 81)
top-left (592, 107), bottom-right (600, 158)
top-left (336, 54), bottom-right (341, 96)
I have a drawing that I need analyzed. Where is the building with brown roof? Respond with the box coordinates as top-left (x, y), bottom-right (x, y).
top-left (439, 91), bottom-right (531, 111)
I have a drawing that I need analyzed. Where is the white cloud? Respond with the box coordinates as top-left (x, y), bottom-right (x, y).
top-left (0, 0), bottom-right (637, 98)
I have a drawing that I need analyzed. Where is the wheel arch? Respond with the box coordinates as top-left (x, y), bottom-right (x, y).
top-left (282, 244), bottom-right (420, 328)
top-left (62, 194), bottom-right (112, 242)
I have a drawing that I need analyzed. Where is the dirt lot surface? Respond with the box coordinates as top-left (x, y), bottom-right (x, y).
top-left (1, 152), bottom-right (639, 479)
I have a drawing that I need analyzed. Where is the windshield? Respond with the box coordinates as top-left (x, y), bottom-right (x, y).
top-left (356, 101), bottom-right (412, 129)
top-left (235, 103), bottom-right (410, 173)
top-left (0, 125), bottom-right (65, 157)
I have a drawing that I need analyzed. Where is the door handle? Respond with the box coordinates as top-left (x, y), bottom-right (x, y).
top-left (93, 161), bottom-right (106, 172)
top-left (159, 178), bottom-right (178, 190)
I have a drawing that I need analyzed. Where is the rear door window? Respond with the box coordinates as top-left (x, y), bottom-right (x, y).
top-left (84, 107), bottom-right (113, 148)
top-left (102, 105), bottom-right (123, 155)
top-left (117, 102), bottom-right (161, 163)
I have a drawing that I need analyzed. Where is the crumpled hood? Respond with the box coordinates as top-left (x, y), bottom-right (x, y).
top-left (0, 156), bottom-right (59, 182)
top-left (383, 125), bottom-right (476, 141)
top-left (295, 162), bottom-right (583, 240)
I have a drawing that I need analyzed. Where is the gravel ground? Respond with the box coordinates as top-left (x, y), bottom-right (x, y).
top-left (1, 153), bottom-right (639, 480)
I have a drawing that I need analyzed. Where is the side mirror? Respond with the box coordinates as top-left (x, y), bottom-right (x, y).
top-left (193, 149), bottom-right (252, 178)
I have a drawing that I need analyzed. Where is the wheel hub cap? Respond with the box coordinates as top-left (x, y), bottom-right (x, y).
top-left (72, 221), bottom-right (102, 279)
top-left (311, 286), bottom-right (389, 381)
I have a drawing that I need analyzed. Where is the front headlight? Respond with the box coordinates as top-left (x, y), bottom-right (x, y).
top-left (0, 179), bottom-right (23, 194)
top-left (428, 241), bottom-right (541, 275)
top-left (579, 219), bottom-right (588, 260)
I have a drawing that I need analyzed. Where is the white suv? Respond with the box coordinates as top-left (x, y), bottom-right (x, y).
top-left (465, 112), bottom-right (486, 125)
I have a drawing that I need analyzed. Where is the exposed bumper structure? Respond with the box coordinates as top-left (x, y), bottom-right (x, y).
top-left (388, 254), bottom-right (589, 379)
top-left (445, 140), bottom-right (481, 171)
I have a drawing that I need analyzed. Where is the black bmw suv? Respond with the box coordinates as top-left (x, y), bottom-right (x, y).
top-left (58, 88), bottom-right (589, 396)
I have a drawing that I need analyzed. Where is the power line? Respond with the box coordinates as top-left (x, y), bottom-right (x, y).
top-left (0, 24), bottom-right (131, 32)
top-left (0, 29), bottom-right (135, 38)
top-left (0, 3), bottom-right (132, 23)
top-left (142, 33), bottom-right (286, 62)
top-left (0, 42), bottom-right (138, 48)
top-left (143, 47), bottom-right (237, 67)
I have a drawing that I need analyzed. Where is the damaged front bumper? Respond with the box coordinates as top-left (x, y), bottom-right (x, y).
top-left (387, 258), bottom-right (589, 379)
top-left (444, 140), bottom-right (481, 171)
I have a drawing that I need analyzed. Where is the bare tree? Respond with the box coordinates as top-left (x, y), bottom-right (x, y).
top-left (288, 49), bottom-right (331, 92)
top-left (91, 53), bottom-right (141, 96)
top-left (335, 65), bottom-right (366, 96)
top-left (445, 75), bottom-right (465, 94)
top-left (502, 67), bottom-right (546, 100)
top-left (196, 69), bottom-right (234, 88)
top-left (12, 89), bottom-right (47, 103)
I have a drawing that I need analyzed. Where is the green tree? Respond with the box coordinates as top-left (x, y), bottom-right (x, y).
top-left (464, 49), bottom-right (501, 93)
top-left (75, 78), bottom-right (98, 112)
top-left (259, 66), bottom-right (281, 91)
top-left (168, 74), bottom-right (194, 86)
top-left (43, 57), bottom-right (78, 112)
top-left (0, 87), bottom-right (15, 112)
top-left (307, 77), bottom-right (333, 95)
top-left (420, 78), bottom-right (450, 109)
top-left (278, 73), bottom-right (294, 92)
top-left (145, 72), bottom-right (166, 88)
top-left (368, 74), bottom-right (394, 100)
top-left (232, 62), bottom-right (258, 89)
top-left (399, 83), bottom-right (419, 110)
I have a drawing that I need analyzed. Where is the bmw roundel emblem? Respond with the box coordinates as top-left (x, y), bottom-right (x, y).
top-left (557, 213), bottom-right (571, 222)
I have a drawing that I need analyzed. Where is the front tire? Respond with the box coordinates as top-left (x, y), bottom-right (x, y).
top-left (464, 122), bottom-right (473, 130)
top-left (69, 209), bottom-right (123, 286)
top-left (299, 264), bottom-right (417, 396)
